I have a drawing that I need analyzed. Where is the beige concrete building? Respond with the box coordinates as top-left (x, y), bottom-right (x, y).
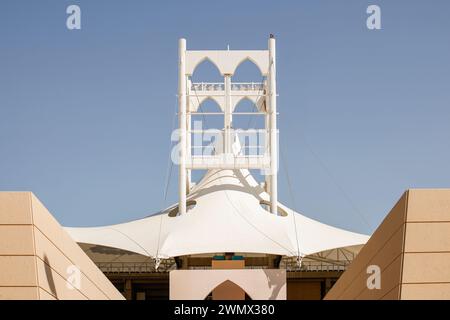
top-left (325, 189), bottom-right (450, 300)
top-left (0, 192), bottom-right (124, 300)
top-left (2, 189), bottom-right (450, 300)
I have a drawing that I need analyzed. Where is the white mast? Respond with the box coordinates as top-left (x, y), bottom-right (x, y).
top-left (269, 36), bottom-right (278, 215)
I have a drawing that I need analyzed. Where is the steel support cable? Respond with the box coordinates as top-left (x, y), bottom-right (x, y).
top-left (264, 58), bottom-right (304, 265)
top-left (298, 133), bottom-right (372, 229)
top-left (155, 97), bottom-right (178, 263)
top-left (92, 99), bottom-right (178, 266)
top-left (243, 75), bottom-right (265, 129)
top-left (100, 101), bottom-right (178, 269)
top-left (279, 146), bottom-right (304, 263)
top-left (190, 76), bottom-right (211, 128)
top-left (105, 227), bottom-right (153, 257)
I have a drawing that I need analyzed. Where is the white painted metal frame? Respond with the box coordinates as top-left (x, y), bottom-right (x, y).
top-left (178, 38), bottom-right (278, 215)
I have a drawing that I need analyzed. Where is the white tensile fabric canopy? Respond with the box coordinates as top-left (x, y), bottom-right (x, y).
top-left (65, 169), bottom-right (369, 259)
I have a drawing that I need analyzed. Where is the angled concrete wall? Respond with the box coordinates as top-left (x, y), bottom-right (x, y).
top-left (401, 189), bottom-right (450, 299)
top-left (0, 192), bottom-right (124, 300)
top-left (325, 189), bottom-right (450, 300)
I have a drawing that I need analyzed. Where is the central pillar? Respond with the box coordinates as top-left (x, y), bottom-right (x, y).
top-left (224, 75), bottom-right (232, 155)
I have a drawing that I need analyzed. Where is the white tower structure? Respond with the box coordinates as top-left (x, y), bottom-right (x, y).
top-left (65, 37), bottom-right (369, 280)
top-left (178, 36), bottom-right (279, 215)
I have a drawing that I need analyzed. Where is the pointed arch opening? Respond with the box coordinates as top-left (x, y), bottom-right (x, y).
top-left (232, 58), bottom-right (265, 82)
top-left (191, 58), bottom-right (223, 83)
top-left (204, 280), bottom-right (253, 300)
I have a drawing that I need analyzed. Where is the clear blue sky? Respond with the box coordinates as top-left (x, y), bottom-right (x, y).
top-left (1, 0), bottom-right (449, 235)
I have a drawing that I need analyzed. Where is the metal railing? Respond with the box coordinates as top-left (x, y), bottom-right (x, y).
top-left (191, 83), bottom-right (224, 91)
top-left (191, 82), bottom-right (264, 91)
top-left (188, 266), bottom-right (269, 270)
top-left (231, 82), bottom-right (264, 91)
top-left (96, 260), bottom-right (348, 274)
top-left (97, 262), bottom-right (176, 274)
top-left (283, 260), bottom-right (349, 272)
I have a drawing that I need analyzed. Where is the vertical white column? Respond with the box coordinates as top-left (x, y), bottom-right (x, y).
top-left (187, 111), bottom-right (192, 191)
top-left (269, 37), bottom-right (278, 215)
top-left (178, 38), bottom-right (187, 215)
top-left (186, 75), bottom-right (192, 191)
top-left (264, 112), bottom-right (271, 192)
top-left (224, 75), bottom-right (232, 154)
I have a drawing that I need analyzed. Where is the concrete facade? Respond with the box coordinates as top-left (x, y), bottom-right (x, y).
top-left (325, 189), bottom-right (450, 300)
top-left (0, 192), bottom-right (124, 300)
top-left (3, 189), bottom-right (449, 300)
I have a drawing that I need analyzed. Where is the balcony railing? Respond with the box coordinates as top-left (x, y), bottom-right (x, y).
top-left (95, 259), bottom-right (349, 274)
top-left (191, 82), bottom-right (224, 91)
top-left (282, 260), bottom-right (349, 272)
top-left (97, 261), bottom-right (176, 274)
top-left (231, 82), bottom-right (264, 91)
top-left (191, 82), bottom-right (264, 92)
